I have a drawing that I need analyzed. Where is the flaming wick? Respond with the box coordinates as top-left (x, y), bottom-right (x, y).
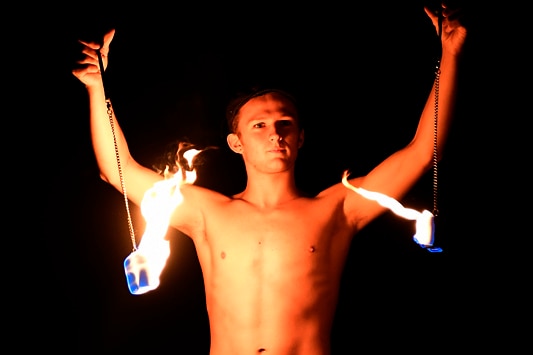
top-left (341, 171), bottom-right (442, 252)
top-left (124, 146), bottom-right (202, 295)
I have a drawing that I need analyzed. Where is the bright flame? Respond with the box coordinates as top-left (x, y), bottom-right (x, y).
top-left (124, 147), bottom-right (202, 295)
top-left (341, 170), bottom-right (441, 252)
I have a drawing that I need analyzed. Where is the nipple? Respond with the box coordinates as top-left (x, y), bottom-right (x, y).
top-left (258, 349), bottom-right (266, 353)
top-left (309, 246), bottom-right (315, 253)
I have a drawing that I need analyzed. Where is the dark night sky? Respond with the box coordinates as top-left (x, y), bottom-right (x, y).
top-left (22, 1), bottom-right (520, 353)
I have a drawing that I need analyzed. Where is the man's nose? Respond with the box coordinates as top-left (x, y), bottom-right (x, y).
top-left (269, 132), bottom-right (282, 142)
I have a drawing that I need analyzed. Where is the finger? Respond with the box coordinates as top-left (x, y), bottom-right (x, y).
top-left (72, 64), bottom-right (100, 79)
top-left (424, 6), bottom-right (437, 21)
top-left (80, 46), bottom-right (100, 62)
top-left (76, 55), bottom-right (100, 68)
top-left (101, 29), bottom-right (116, 54)
top-left (78, 39), bottom-right (101, 50)
top-left (423, 7), bottom-right (439, 31)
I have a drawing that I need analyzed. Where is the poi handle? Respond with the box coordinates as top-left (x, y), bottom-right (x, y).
top-left (97, 49), bottom-right (109, 100)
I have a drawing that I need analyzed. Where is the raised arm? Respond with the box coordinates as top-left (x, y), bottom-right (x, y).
top-left (344, 5), bottom-right (468, 228)
top-left (72, 29), bottom-right (162, 206)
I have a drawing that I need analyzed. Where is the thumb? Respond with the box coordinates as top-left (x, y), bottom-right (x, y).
top-left (101, 28), bottom-right (116, 54)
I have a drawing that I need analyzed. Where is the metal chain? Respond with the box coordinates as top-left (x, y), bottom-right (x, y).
top-left (106, 99), bottom-right (138, 251)
top-left (432, 61), bottom-right (440, 217)
top-left (430, 8), bottom-right (443, 218)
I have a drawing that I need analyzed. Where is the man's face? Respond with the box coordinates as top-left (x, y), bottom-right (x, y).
top-left (227, 93), bottom-right (304, 174)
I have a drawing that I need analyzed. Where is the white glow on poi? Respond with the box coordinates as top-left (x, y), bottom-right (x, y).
top-left (341, 171), bottom-right (442, 252)
top-left (124, 148), bottom-right (202, 295)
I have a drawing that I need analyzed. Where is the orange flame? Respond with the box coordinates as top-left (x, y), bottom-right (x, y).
top-left (341, 170), bottom-right (436, 249)
top-left (124, 147), bottom-right (202, 295)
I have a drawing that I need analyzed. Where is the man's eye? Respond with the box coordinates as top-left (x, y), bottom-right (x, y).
top-left (253, 123), bottom-right (265, 128)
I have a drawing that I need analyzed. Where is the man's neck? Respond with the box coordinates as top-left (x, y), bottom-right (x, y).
top-left (235, 170), bottom-right (302, 208)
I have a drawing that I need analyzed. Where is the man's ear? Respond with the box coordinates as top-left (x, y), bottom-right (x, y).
top-left (298, 129), bottom-right (305, 148)
top-left (227, 133), bottom-right (243, 154)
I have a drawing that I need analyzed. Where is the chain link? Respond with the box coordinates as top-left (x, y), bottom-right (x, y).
top-left (432, 62), bottom-right (440, 217)
top-left (106, 99), bottom-right (138, 251)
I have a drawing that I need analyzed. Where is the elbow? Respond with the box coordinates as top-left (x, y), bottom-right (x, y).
top-left (419, 137), bottom-right (446, 169)
top-left (417, 145), bottom-right (440, 172)
top-left (99, 171), bottom-right (111, 184)
top-left (98, 171), bottom-right (125, 194)
top-left (422, 156), bottom-right (434, 172)
top-left (422, 148), bottom-right (445, 173)
top-left (410, 141), bottom-right (437, 171)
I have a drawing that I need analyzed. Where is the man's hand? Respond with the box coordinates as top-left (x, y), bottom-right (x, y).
top-left (424, 4), bottom-right (467, 57)
top-left (72, 29), bottom-right (115, 88)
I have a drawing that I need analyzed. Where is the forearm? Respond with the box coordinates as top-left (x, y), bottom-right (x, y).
top-left (86, 83), bottom-right (166, 206)
top-left (434, 51), bottom-right (460, 158)
top-left (413, 50), bottom-right (461, 161)
top-left (87, 83), bottom-right (130, 186)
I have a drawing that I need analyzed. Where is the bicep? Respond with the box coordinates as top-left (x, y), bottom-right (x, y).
top-left (119, 159), bottom-right (165, 207)
top-left (342, 148), bottom-right (428, 230)
top-left (358, 146), bottom-right (429, 202)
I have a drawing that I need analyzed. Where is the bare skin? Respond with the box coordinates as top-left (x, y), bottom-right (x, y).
top-left (73, 5), bottom-right (467, 355)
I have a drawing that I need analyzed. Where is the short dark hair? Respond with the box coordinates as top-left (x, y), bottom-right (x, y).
top-left (225, 86), bottom-right (300, 134)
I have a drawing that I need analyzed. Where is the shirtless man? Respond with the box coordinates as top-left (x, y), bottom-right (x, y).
top-left (72, 5), bottom-right (467, 354)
